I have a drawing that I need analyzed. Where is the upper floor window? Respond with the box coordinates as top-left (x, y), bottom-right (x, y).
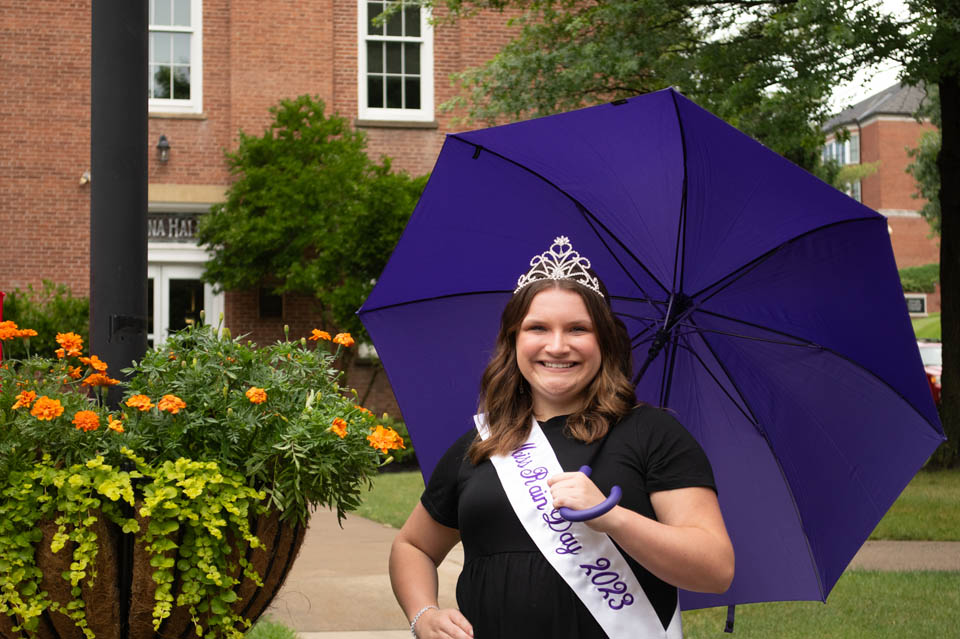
top-left (822, 133), bottom-right (860, 166)
top-left (358, 1), bottom-right (434, 122)
top-left (149, 0), bottom-right (203, 115)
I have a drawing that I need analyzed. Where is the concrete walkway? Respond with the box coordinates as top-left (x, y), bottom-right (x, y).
top-left (264, 509), bottom-right (960, 639)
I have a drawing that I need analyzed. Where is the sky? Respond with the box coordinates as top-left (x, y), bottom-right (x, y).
top-left (827, 0), bottom-right (910, 113)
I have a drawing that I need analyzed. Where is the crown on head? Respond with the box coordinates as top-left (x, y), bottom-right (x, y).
top-left (514, 236), bottom-right (603, 297)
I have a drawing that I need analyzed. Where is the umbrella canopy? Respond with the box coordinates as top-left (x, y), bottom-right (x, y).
top-left (358, 88), bottom-right (945, 609)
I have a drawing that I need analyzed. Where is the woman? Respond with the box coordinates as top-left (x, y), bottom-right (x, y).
top-left (390, 238), bottom-right (734, 639)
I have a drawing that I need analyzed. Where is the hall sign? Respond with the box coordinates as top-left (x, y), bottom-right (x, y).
top-left (148, 213), bottom-right (198, 242)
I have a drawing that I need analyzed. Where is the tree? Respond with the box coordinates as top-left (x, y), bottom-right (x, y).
top-left (906, 87), bottom-right (941, 235)
top-left (197, 95), bottom-right (428, 339)
top-left (899, 0), bottom-right (960, 467)
top-left (432, 0), bottom-right (904, 172)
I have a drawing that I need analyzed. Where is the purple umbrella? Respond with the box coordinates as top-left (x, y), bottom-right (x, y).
top-left (358, 88), bottom-right (945, 609)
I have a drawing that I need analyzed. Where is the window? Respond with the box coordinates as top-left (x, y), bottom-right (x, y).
top-left (822, 132), bottom-right (861, 202)
top-left (358, 1), bottom-right (434, 122)
top-left (149, 0), bottom-right (203, 114)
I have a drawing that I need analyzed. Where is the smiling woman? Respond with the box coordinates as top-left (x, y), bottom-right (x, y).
top-left (387, 237), bottom-right (734, 639)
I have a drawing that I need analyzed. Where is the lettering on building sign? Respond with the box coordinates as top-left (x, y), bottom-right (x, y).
top-left (148, 214), bottom-right (198, 242)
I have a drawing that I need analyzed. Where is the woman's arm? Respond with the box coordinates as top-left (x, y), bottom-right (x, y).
top-left (547, 474), bottom-right (734, 594)
top-left (389, 503), bottom-right (474, 639)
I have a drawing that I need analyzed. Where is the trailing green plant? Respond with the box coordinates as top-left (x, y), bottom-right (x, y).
top-left (1, 280), bottom-right (89, 359)
top-left (0, 319), bottom-right (404, 639)
top-left (899, 262), bottom-right (939, 294)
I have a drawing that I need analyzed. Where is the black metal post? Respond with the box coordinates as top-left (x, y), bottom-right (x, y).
top-left (90, 0), bottom-right (148, 405)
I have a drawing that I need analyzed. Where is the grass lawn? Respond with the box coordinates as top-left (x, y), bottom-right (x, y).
top-left (355, 468), bottom-right (960, 540)
top-left (682, 571), bottom-right (960, 638)
top-left (912, 312), bottom-right (941, 340)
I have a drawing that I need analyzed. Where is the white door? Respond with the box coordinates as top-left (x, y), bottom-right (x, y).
top-left (147, 263), bottom-right (223, 348)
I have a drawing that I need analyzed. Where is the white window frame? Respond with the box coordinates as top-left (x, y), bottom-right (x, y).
top-left (357, 0), bottom-right (434, 122)
top-left (149, 0), bottom-right (203, 115)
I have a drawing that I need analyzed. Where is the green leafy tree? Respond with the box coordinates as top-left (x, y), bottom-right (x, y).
top-left (431, 0), bottom-right (904, 171)
top-left (1, 280), bottom-right (89, 359)
top-left (906, 87), bottom-right (941, 235)
top-left (197, 95), bottom-right (428, 339)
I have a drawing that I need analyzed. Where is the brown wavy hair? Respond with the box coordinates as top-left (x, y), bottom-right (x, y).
top-left (468, 275), bottom-right (637, 464)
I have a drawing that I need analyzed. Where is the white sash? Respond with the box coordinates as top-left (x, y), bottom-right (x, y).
top-left (475, 414), bottom-right (682, 638)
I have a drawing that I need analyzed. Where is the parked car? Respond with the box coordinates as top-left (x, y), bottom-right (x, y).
top-left (917, 340), bottom-right (942, 405)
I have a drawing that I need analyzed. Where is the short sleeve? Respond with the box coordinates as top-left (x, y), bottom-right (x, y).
top-left (419, 428), bottom-right (475, 529)
top-left (633, 406), bottom-right (717, 495)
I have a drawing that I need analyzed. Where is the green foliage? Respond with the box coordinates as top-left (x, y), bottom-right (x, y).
top-left (432, 0), bottom-right (905, 171)
top-left (899, 263), bottom-right (939, 293)
top-left (907, 129), bottom-right (942, 235)
top-left (197, 95), bottom-right (428, 339)
top-left (1, 280), bottom-right (89, 359)
top-left (0, 321), bottom-right (404, 638)
top-left (244, 617), bottom-right (298, 639)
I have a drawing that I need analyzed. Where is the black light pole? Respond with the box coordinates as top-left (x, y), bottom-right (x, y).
top-left (90, 0), bottom-right (148, 403)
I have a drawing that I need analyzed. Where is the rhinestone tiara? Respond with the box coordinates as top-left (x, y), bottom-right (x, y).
top-left (514, 236), bottom-right (603, 297)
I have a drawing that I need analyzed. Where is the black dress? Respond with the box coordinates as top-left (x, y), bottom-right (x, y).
top-left (421, 405), bottom-right (717, 639)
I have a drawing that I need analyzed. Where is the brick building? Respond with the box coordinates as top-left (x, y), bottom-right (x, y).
top-left (823, 83), bottom-right (940, 313)
top-left (1, 0), bottom-right (517, 416)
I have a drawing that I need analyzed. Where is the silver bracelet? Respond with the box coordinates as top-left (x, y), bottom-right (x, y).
top-left (410, 604), bottom-right (439, 637)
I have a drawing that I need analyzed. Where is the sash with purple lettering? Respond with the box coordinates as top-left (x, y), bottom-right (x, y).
top-left (475, 414), bottom-right (682, 638)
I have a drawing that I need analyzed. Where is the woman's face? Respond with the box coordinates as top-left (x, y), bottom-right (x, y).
top-left (515, 287), bottom-right (602, 420)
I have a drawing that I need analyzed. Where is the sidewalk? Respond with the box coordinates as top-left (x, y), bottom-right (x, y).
top-left (264, 509), bottom-right (960, 638)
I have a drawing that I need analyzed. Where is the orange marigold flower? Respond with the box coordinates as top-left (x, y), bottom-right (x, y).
top-left (55, 348), bottom-right (66, 359)
top-left (366, 425), bottom-right (405, 454)
top-left (158, 394), bottom-right (186, 414)
top-left (332, 333), bottom-right (355, 347)
top-left (107, 415), bottom-right (125, 433)
top-left (68, 366), bottom-right (83, 379)
top-left (12, 390), bottom-right (37, 410)
top-left (0, 321), bottom-right (19, 341)
top-left (331, 417), bottom-right (348, 439)
top-left (30, 396), bottom-right (64, 421)
top-left (245, 387), bottom-right (268, 404)
top-left (55, 332), bottom-right (84, 357)
top-left (79, 355), bottom-right (108, 371)
top-left (17, 328), bottom-right (37, 338)
top-left (309, 329), bottom-right (332, 342)
top-left (354, 405), bottom-right (373, 416)
top-left (125, 394), bottom-right (154, 411)
top-left (72, 410), bottom-right (100, 432)
top-left (81, 373), bottom-right (120, 387)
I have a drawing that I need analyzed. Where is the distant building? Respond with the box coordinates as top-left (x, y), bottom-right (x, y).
top-left (0, 0), bottom-right (517, 415)
top-left (824, 83), bottom-right (940, 313)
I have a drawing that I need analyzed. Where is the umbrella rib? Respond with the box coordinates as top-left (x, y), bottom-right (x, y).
top-left (675, 323), bottom-right (822, 350)
top-left (671, 340), bottom-right (758, 427)
top-left (668, 88), bottom-right (690, 297)
top-left (449, 136), bottom-right (671, 300)
top-left (690, 216), bottom-right (883, 304)
top-left (357, 289), bottom-right (510, 315)
top-left (694, 309), bottom-right (822, 348)
top-left (683, 317), bottom-right (829, 600)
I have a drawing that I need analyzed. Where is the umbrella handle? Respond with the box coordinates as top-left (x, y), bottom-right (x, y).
top-left (558, 465), bottom-right (622, 522)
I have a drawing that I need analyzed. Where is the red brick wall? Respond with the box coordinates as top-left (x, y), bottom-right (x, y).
top-left (860, 117), bottom-right (938, 212)
top-left (0, 0), bottom-right (92, 295)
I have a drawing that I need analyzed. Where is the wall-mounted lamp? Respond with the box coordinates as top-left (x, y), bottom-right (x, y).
top-left (156, 135), bottom-right (171, 163)
top-left (79, 171), bottom-right (91, 186)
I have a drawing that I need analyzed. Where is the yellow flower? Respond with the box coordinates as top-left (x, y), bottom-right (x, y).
top-left (125, 394), bottom-right (154, 411)
top-left (245, 387), bottom-right (268, 404)
top-left (30, 396), bottom-right (64, 421)
top-left (12, 390), bottom-right (37, 410)
top-left (309, 329), bottom-right (332, 341)
top-left (107, 415), bottom-right (125, 433)
top-left (331, 417), bottom-right (348, 438)
top-left (158, 394), bottom-right (186, 414)
top-left (79, 355), bottom-right (108, 371)
top-left (55, 332), bottom-right (84, 357)
top-left (366, 425), bottom-right (405, 454)
top-left (72, 410), bottom-right (100, 432)
top-left (81, 373), bottom-right (121, 387)
top-left (332, 333), bottom-right (355, 347)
